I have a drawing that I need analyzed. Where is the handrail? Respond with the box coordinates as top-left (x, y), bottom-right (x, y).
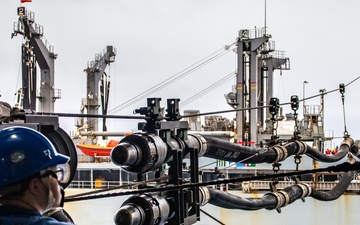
top-left (68, 180), bottom-right (134, 190)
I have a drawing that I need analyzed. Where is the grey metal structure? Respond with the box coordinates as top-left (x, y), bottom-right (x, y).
top-left (226, 27), bottom-right (290, 144)
top-left (81, 46), bottom-right (116, 132)
top-left (12, 7), bottom-right (60, 112)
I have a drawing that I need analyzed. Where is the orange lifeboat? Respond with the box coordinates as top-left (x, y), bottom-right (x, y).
top-left (76, 139), bottom-right (119, 157)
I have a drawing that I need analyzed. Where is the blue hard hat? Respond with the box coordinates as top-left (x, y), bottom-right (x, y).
top-left (0, 126), bottom-right (70, 187)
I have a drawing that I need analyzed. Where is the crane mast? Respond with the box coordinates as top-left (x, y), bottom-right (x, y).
top-left (82, 46), bottom-right (116, 133)
top-left (12, 7), bottom-right (60, 112)
top-left (226, 27), bottom-right (290, 145)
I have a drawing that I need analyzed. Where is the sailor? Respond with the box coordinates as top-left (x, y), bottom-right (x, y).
top-left (0, 126), bottom-right (74, 224)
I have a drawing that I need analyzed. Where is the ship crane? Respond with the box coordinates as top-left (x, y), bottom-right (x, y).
top-left (79, 46), bottom-right (116, 138)
top-left (12, 7), bottom-right (60, 113)
top-left (225, 27), bottom-right (291, 145)
top-left (225, 27), bottom-right (329, 153)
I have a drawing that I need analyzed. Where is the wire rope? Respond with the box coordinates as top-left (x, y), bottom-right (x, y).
top-left (107, 46), bottom-right (233, 115)
top-left (30, 76), bottom-right (360, 124)
top-left (180, 71), bottom-right (235, 107)
top-left (64, 161), bottom-right (360, 202)
top-left (89, 45), bottom-right (234, 128)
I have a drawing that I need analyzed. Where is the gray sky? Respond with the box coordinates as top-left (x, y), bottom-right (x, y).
top-left (1, 0), bottom-right (360, 143)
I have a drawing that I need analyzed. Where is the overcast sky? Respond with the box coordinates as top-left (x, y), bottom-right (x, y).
top-left (1, 0), bottom-right (360, 143)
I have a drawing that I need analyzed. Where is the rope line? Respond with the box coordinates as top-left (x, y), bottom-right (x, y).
top-left (108, 47), bottom-right (232, 114)
top-left (64, 162), bottom-right (360, 203)
top-left (180, 71), bottom-right (235, 107)
top-left (31, 76), bottom-right (359, 121)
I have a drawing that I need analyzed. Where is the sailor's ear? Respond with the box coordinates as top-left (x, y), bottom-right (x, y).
top-left (28, 177), bottom-right (44, 195)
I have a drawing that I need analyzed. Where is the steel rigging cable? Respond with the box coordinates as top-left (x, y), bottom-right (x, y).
top-left (107, 45), bottom-right (234, 114)
top-left (64, 161), bottom-right (360, 202)
top-left (180, 71), bottom-right (236, 107)
top-left (36, 76), bottom-right (360, 126)
top-left (88, 45), bottom-right (234, 129)
top-left (180, 76), bottom-right (360, 119)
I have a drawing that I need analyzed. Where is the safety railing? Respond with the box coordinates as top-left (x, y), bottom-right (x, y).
top-left (68, 180), bottom-right (134, 190)
top-left (239, 27), bottom-right (269, 39)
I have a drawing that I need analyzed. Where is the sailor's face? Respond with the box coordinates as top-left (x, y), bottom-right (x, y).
top-left (39, 171), bottom-right (63, 210)
top-left (48, 174), bottom-right (62, 207)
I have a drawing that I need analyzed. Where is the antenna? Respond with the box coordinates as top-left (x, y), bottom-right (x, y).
top-left (264, 0), bottom-right (267, 35)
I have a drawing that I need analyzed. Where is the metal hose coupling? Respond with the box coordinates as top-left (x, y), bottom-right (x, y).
top-left (294, 140), bottom-right (308, 155)
top-left (272, 145), bottom-right (288, 163)
top-left (198, 186), bottom-right (211, 206)
top-left (351, 140), bottom-right (360, 157)
top-left (264, 191), bottom-right (290, 210)
top-left (188, 133), bottom-right (208, 157)
top-left (341, 136), bottom-right (354, 148)
top-left (110, 133), bottom-right (168, 173)
top-left (296, 183), bottom-right (312, 198)
top-left (114, 194), bottom-right (170, 225)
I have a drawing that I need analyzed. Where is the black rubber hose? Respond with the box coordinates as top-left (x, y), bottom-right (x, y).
top-left (310, 171), bottom-right (354, 201)
top-left (207, 185), bottom-right (307, 210)
top-left (305, 144), bottom-right (348, 162)
top-left (206, 171), bottom-right (353, 210)
top-left (201, 136), bottom-right (285, 163)
top-left (200, 136), bottom-right (349, 164)
top-left (281, 185), bottom-right (304, 205)
top-left (207, 188), bottom-right (277, 210)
